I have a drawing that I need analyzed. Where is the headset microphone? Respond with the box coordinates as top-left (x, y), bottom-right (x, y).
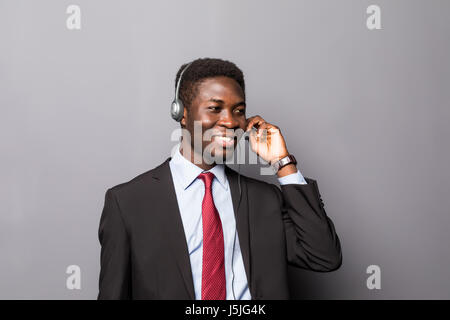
top-left (233, 128), bottom-right (252, 300)
top-left (236, 126), bottom-right (257, 211)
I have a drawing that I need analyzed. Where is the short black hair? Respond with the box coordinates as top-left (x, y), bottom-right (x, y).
top-left (174, 58), bottom-right (245, 110)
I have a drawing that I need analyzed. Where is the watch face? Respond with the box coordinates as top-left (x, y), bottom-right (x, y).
top-left (271, 155), bottom-right (296, 172)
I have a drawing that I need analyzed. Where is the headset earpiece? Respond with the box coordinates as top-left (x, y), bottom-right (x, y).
top-left (171, 62), bottom-right (193, 122)
top-left (170, 99), bottom-right (184, 122)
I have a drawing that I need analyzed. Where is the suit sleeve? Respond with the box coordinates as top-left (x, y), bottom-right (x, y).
top-left (98, 189), bottom-right (132, 299)
top-left (272, 178), bottom-right (343, 272)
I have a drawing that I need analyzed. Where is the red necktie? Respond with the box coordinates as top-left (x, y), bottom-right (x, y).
top-left (197, 172), bottom-right (226, 300)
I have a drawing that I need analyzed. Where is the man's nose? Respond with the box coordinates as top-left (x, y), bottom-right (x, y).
top-left (217, 110), bottom-right (239, 128)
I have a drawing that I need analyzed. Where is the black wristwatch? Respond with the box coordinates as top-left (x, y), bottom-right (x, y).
top-left (271, 154), bottom-right (297, 173)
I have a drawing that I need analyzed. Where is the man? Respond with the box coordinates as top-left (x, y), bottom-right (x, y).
top-left (98, 58), bottom-right (342, 300)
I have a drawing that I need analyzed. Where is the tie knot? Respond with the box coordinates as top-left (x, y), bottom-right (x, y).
top-left (197, 171), bottom-right (215, 190)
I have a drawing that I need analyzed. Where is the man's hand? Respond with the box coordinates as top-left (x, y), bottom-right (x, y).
top-left (245, 115), bottom-right (297, 177)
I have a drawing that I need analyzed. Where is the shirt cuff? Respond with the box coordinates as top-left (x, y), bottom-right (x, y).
top-left (277, 169), bottom-right (308, 185)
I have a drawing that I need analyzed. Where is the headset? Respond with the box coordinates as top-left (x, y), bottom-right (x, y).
top-left (171, 62), bottom-right (255, 299)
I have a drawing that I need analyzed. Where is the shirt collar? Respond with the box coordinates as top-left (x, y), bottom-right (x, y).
top-left (169, 145), bottom-right (228, 191)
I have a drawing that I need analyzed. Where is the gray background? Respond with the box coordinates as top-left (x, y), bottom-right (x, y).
top-left (1, 0), bottom-right (449, 299)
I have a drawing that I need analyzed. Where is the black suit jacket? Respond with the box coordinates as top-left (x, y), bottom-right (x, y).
top-left (98, 157), bottom-right (342, 300)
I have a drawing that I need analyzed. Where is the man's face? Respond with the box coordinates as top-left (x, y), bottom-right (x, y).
top-left (181, 76), bottom-right (247, 163)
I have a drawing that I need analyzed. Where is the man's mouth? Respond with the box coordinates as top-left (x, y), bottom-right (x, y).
top-left (212, 135), bottom-right (236, 147)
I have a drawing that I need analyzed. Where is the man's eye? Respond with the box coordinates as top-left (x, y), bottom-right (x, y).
top-left (235, 108), bottom-right (245, 114)
top-left (208, 106), bottom-right (220, 111)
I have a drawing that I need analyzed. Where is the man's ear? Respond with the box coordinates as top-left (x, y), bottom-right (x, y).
top-left (180, 107), bottom-right (188, 128)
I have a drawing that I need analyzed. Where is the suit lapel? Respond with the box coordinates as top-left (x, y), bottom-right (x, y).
top-left (151, 158), bottom-right (195, 300)
top-left (225, 166), bottom-right (253, 295)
